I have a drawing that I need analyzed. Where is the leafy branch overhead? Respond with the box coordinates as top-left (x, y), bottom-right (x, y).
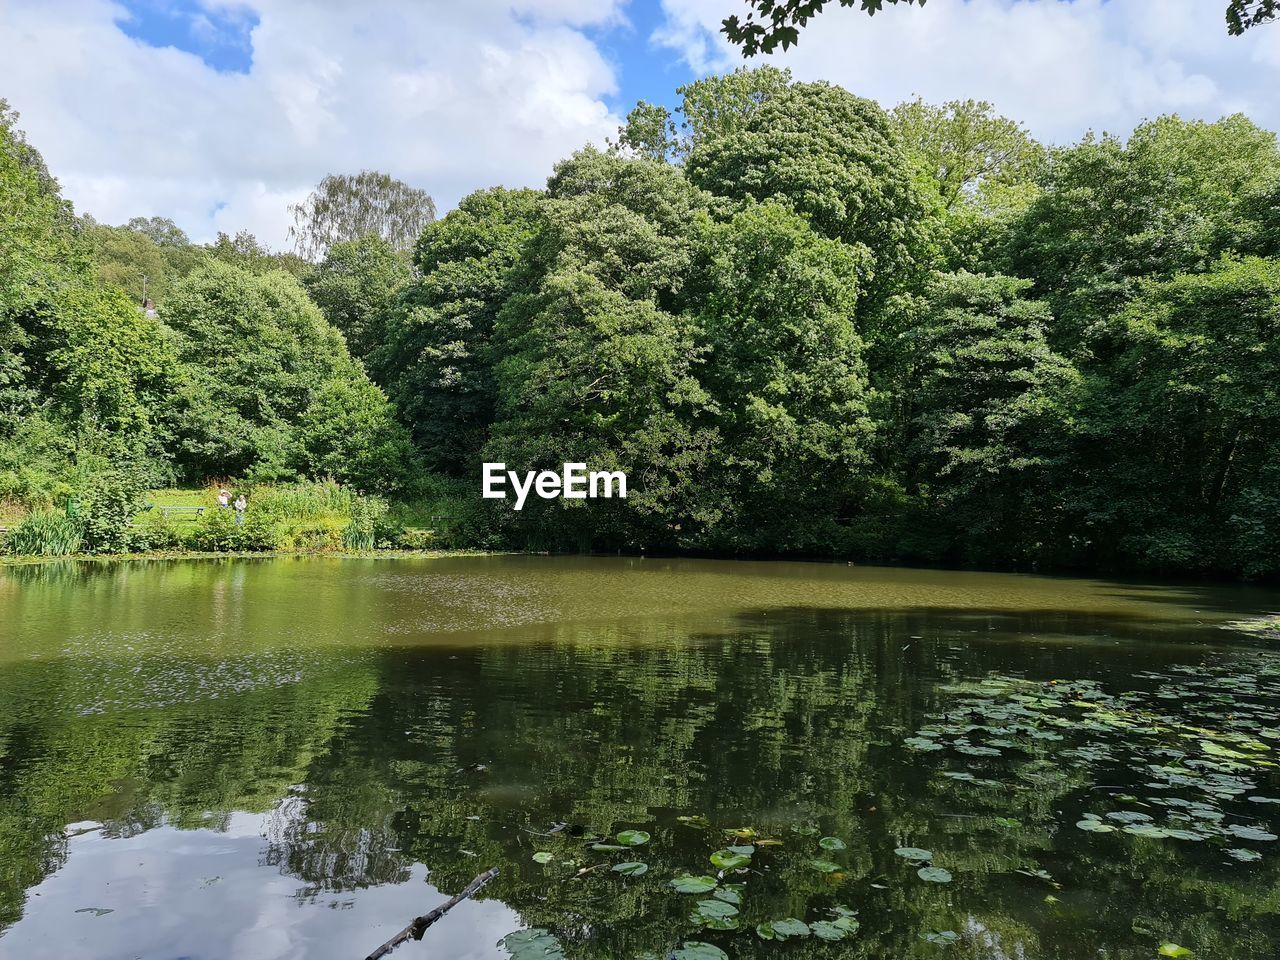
top-left (722, 0), bottom-right (1277, 55)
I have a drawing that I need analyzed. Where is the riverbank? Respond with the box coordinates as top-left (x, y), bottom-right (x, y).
top-left (1, 547), bottom-right (496, 567)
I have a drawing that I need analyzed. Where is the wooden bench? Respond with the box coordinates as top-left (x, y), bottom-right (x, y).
top-left (157, 505), bottom-right (206, 520)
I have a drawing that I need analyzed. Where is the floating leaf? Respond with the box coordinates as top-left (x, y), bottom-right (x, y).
top-left (677, 815), bottom-right (710, 829)
top-left (713, 886), bottom-right (742, 905)
top-left (808, 858), bottom-right (841, 873)
top-left (532, 852), bottom-right (553, 864)
top-left (616, 830), bottom-right (650, 846)
top-left (1076, 819), bottom-right (1117, 833)
top-left (819, 836), bottom-right (847, 851)
top-left (727, 844), bottom-right (754, 855)
top-left (894, 847), bottom-right (933, 861)
top-left (710, 849), bottom-right (751, 869)
top-left (692, 899), bottom-right (738, 920)
top-left (501, 929), bottom-right (565, 960)
top-left (670, 874), bottom-right (718, 894)
top-left (611, 861), bottom-right (648, 876)
top-left (591, 843), bottom-right (626, 852)
top-left (1225, 824), bottom-right (1277, 841)
top-left (918, 866), bottom-right (953, 883)
top-left (923, 930), bottom-right (960, 945)
top-left (671, 943), bottom-right (727, 960)
top-left (1158, 945), bottom-right (1194, 958)
top-left (905, 736), bottom-right (945, 752)
top-left (811, 920), bottom-right (853, 941)
top-left (757, 918), bottom-right (810, 941)
top-left (1227, 848), bottom-right (1262, 862)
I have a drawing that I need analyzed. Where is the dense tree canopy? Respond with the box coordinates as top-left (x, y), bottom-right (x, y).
top-left (3, 70), bottom-right (1279, 577)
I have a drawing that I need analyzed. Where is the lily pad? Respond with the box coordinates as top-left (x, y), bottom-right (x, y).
top-left (1158, 945), bottom-right (1194, 958)
top-left (531, 851), bottom-right (554, 864)
top-left (611, 861), bottom-right (648, 876)
top-left (672, 943), bottom-right (727, 960)
top-left (894, 847), bottom-right (933, 861)
top-left (501, 929), bottom-right (565, 960)
top-left (808, 858), bottom-right (841, 873)
top-left (616, 829), bottom-right (650, 846)
top-left (819, 836), bottom-right (847, 851)
top-left (918, 866), bottom-right (953, 883)
top-left (710, 849), bottom-right (751, 869)
top-left (670, 874), bottom-right (719, 894)
top-left (757, 918), bottom-right (810, 941)
top-left (1227, 847), bottom-right (1262, 862)
top-left (1076, 819), bottom-right (1117, 833)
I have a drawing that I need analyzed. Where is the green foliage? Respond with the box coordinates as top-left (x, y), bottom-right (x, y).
top-left (303, 234), bottom-right (411, 359)
top-left (686, 81), bottom-right (936, 303)
top-left (78, 468), bottom-right (148, 554)
top-left (375, 187), bottom-right (542, 474)
top-left (4, 509), bottom-right (82, 556)
top-left (288, 171), bottom-right (436, 261)
top-left (342, 494), bottom-right (388, 551)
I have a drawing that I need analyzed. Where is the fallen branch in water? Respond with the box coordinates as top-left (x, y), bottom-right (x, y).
top-left (363, 868), bottom-right (499, 960)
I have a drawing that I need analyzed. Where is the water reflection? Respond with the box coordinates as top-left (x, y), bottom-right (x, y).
top-left (0, 558), bottom-right (1277, 959)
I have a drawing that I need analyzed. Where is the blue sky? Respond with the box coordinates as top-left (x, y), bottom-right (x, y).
top-left (2, 0), bottom-right (1277, 247)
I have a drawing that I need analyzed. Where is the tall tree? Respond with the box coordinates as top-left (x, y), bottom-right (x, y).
top-left (289, 171), bottom-right (436, 261)
top-left (303, 235), bottom-right (411, 360)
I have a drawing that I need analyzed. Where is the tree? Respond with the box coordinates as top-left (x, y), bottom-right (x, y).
top-left (484, 150), bottom-right (718, 548)
top-left (1006, 114), bottom-right (1280, 343)
top-left (689, 201), bottom-right (874, 550)
top-left (890, 98), bottom-right (1044, 213)
top-left (1072, 257), bottom-right (1280, 576)
top-left (289, 171), bottom-right (436, 261)
top-left (897, 271), bottom-right (1079, 562)
top-left (125, 216), bottom-right (189, 248)
top-left (162, 260), bottom-right (402, 483)
top-left (721, 0), bottom-right (1276, 56)
top-left (303, 235), bottom-right (411, 359)
top-left (374, 187), bottom-right (544, 474)
top-left (614, 67), bottom-right (794, 165)
top-left (686, 81), bottom-right (936, 304)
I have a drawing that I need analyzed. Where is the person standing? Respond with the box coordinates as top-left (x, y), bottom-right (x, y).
top-left (234, 493), bottom-right (247, 526)
top-left (218, 488), bottom-right (231, 510)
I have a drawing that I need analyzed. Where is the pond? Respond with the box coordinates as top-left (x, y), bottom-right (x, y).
top-left (1, 555), bottom-right (1278, 960)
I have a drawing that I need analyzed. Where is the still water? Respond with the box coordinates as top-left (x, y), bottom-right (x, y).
top-left (1, 555), bottom-right (1278, 960)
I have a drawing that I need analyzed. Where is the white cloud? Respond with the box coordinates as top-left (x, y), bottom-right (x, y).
top-left (656, 0), bottom-right (1280, 144)
top-left (0, 0), bottom-right (628, 247)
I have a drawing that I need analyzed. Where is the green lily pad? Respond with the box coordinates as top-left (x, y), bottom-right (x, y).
top-left (531, 852), bottom-right (553, 864)
top-left (591, 843), bottom-right (627, 851)
top-left (713, 885), bottom-right (742, 905)
top-left (923, 930), bottom-right (960, 945)
top-left (670, 874), bottom-right (719, 894)
top-left (808, 858), bottom-right (841, 873)
top-left (819, 836), bottom-right (847, 851)
top-left (757, 918), bottom-right (810, 941)
top-left (611, 861), bottom-right (647, 876)
top-left (1227, 848), bottom-right (1262, 862)
top-left (1158, 945), bottom-right (1194, 958)
top-left (692, 898), bottom-right (738, 920)
top-left (616, 830), bottom-right (650, 846)
top-left (672, 942), bottom-right (728, 960)
top-left (894, 847), bottom-right (933, 861)
top-left (918, 866), bottom-right (953, 883)
top-left (501, 929), bottom-right (565, 960)
top-left (709, 849), bottom-right (751, 869)
top-left (811, 919), bottom-right (855, 941)
top-left (1076, 819), bottom-right (1117, 833)
top-left (1225, 824), bottom-right (1277, 841)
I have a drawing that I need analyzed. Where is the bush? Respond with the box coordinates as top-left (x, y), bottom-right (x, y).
top-left (342, 495), bottom-right (389, 550)
top-left (281, 517), bottom-right (345, 551)
top-left (79, 468), bottom-right (148, 554)
top-left (188, 507), bottom-right (280, 552)
top-left (6, 509), bottom-right (83, 556)
top-left (253, 479), bottom-right (357, 521)
top-left (395, 527), bottom-right (435, 550)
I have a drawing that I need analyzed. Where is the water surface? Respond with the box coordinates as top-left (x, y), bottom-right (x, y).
top-left (1, 556), bottom-right (1278, 960)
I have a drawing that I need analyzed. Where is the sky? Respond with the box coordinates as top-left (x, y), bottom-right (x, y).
top-left (1, 0), bottom-right (1278, 250)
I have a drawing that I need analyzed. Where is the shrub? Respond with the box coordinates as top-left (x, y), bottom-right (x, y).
top-left (5, 509), bottom-right (83, 556)
top-left (252, 479), bottom-right (357, 521)
top-left (189, 508), bottom-right (238, 551)
top-left (281, 518), bottom-right (345, 552)
top-left (396, 527), bottom-right (435, 550)
top-left (343, 495), bottom-right (389, 551)
top-left (79, 468), bottom-right (148, 554)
